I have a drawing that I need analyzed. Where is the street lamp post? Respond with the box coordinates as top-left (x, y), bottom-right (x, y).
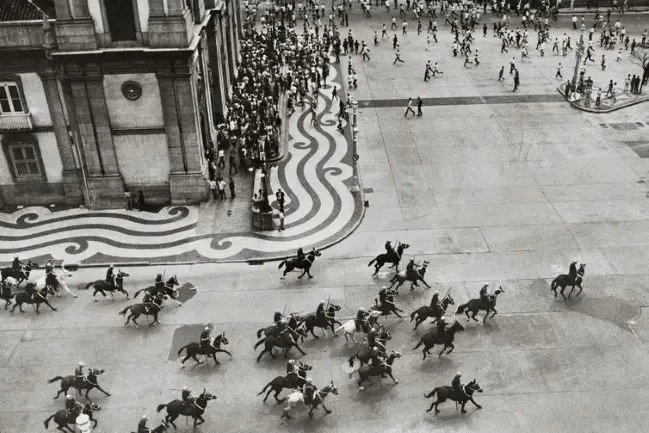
top-left (571, 29), bottom-right (585, 90)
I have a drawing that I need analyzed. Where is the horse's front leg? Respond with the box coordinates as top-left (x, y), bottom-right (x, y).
top-left (44, 299), bottom-right (57, 311)
top-left (306, 267), bottom-right (313, 279)
top-left (460, 400), bottom-right (468, 414)
top-left (193, 414), bottom-right (205, 426)
top-left (490, 308), bottom-right (498, 319)
top-left (320, 402), bottom-right (332, 414)
top-left (216, 348), bottom-right (233, 357)
top-left (445, 342), bottom-right (455, 354)
top-left (388, 372), bottom-right (399, 384)
top-left (293, 342), bottom-right (307, 356)
top-left (469, 396), bottom-right (482, 409)
top-left (95, 384), bottom-right (111, 396)
top-left (421, 278), bottom-right (431, 288)
top-left (297, 268), bottom-right (307, 279)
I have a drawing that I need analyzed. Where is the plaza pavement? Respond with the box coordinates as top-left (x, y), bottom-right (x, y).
top-left (2, 8), bottom-right (649, 433)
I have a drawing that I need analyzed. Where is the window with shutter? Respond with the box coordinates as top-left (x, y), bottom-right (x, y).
top-left (105, 0), bottom-right (137, 41)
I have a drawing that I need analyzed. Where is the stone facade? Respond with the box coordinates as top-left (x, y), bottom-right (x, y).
top-left (0, 0), bottom-right (240, 210)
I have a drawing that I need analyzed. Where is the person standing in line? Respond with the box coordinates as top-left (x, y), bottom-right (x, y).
top-left (209, 179), bottom-right (217, 201)
top-left (404, 98), bottom-right (416, 117)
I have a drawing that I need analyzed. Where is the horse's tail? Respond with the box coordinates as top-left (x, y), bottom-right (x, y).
top-left (426, 388), bottom-right (437, 399)
top-left (410, 310), bottom-right (418, 321)
top-left (83, 282), bottom-right (93, 290)
top-left (133, 289), bottom-right (143, 298)
top-left (47, 376), bottom-right (63, 384)
top-left (455, 304), bottom-right (466, 314)
top-left (156, 404), bottom-right (167, 413)
top-left (44, 414), bottom-right (55, 429)
top-left (347, 354), bottom-right (356, 367)
top-left (278, 260), bottom-right (286, 269)
top-left (413, 339), bottom-right (423, 350)
top-left (177, 344), bottom-right (189, 356)
top-left (118, 306), bottom-right (130, 316)
top-left (257, 382), bottom-right (272, 396)
top-left (254, 338), bottom-right (266, 350)
top-left (550, 278), bottom-right (558, 291)
top-left (256, 328), bottom-right (265, 338)
top-left (368, 258), bottom-right (376, 266)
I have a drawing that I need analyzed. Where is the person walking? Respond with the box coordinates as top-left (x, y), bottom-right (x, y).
top-left (209, 179), bottom-right (218, 201)
top-left (217, 177), bottom-right (227, 200)
top-left (393, 49), bottom-right (405, 64)
top-left (513, 69), bottom-right (520, 92)
top-left (497, 66), bottom-right (505, 81)
top-left (277, 209), bottom-right (285, 231)
top-left (556, 63), bottom-right (563, 79)
top-left (228, 177), bottom-right (235, 199)
top-left (416, 97), bottom-right (423, 116)
top-left (404, 98), bottom-right (416, 116)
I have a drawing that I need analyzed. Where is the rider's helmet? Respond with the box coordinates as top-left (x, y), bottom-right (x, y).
top-left (288, 359), bottom-right (295, 364)
top-left (370, 328), bottom-right (376, 333)
top-left (359, 307), bottom-right (365, 312)
top-left (434, 291), bottom-right (439, 295)
top-left (141, 415), bottom-right (147, 420)
top-left (386, 241), bottom-right (391, 245)
top-left (381, 286), bottom-right (387, 290)
top-left (109, 264), bottom-right (114, 268)
top-left (78, 361), bottom-right (85, 367)
top-left (457, 372), bottom-right (461, 377)
top-left (320, 300), bottom-right (325, 305)
top-left (306, 377), bottom-right (313, 383)
top-left (66, 394), bottom-right (73, 400)
top-left (372, 347), bottom-right (379, 352)
top-left (183, 386), bottom-right (189, 391)
top-left (280, 318), bottom-right (288, 324)
top-left (275, 310), bottom-right (281, 314)
top-left (204, 326), bottom-right (210, 331)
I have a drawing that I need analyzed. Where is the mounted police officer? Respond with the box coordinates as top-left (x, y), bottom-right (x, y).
top-left (181, 386), bottom-right (194, 408)
top-left (355, 307), bottom-right (369, 332)
top-left (11, 256), bottom-right (25, 274)
top-left (154, 273), bottom-right (165, 291)
top-left (385, 241), bottom-right (397, 261)
top-left (105, 264), bottom-right (116, 290)
top-left (286, 359), bottom-right (298, 377)
top-left (369, 346), bottom-right (386, 366)
top-left (406, 258), bottom-right (420, 284)
top-left (451, 372), bottom-right (465, 398)
top-left (65, 394), bottom-right (83, 418)
top-left (200, 326), bottom-right (212, 350)
top-left (366, 327), bottom-right (386, 353)
top-left (316, 300), bottom-right (329, 324)
top-left (302, 377), bottom-right (317, 406)
top-left (74, 361), bottom-right (86, 388)
top-left (430, 291), bottom-right (441, 309)
top-left (479, 283), bottom-right (490, 303)
top-left (436, 316), bottom-right (448, 336)
top-left (568, 261), bottom-right (578, 284)
top-left (45, 261), bottom-right (58, 293)
top-left (296, 247), bottom-right (305, 262)
top-left (378, 287), bottom-right (395, 310)
top-left (273, 310), bottom-right (284, 324)
top-left (137, 414), bottom-right (150, 433)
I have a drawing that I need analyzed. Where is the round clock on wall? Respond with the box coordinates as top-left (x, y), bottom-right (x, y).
top-left (121, 80), bottom-right (142, 101)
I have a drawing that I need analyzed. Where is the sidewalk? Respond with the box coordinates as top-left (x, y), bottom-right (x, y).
top-left (558, 82), bottom-right (649, 112)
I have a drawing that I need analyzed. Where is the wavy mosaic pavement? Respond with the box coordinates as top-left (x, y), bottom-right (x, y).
top-left (0, 64), bottom-right (364, 265)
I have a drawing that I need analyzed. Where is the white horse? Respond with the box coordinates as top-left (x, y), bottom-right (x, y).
top-left (334, 320), bottom-right (365, 344)
top-left (280, 382), bottom-right (338, 419)
top-left (35, 268), bottom-right (77, 298)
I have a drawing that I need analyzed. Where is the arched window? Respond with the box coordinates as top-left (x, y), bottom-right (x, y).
top-left (105, 0), bottom-right (137, 41)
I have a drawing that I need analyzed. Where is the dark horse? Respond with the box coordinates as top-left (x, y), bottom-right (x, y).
top-left (1, 260), bottom-right (37, 285)
top-left (118, 294), bottom-right (164, 327)
top-left (368, 242), bottom-right (409, 275)
top-left (48, 368), bottom-right (111, 399)
top-left (354, 351), bottom-right (402, 390)
top-left (85, 270), bottom-right (130, 300)
top-left (133, 275), bottom-right (181, 306)
top-left (389, 261), bottom-right (431, 291)
top-left (10, 283), bottom-right (57, 314)
top-left (424, 379), bottom-right (484, 414)
top-left (177, 333), bottom-right (233, 366)
top-left (455, 288), bottom-right (505, 323)
top-left (279, 248), bottom-right (321, 279)
top-left (44, 402), bottom-right (100, 433)
top-left (551, 263), bottom-right (586, 299)
top-left (156, 389), bottom-right (216, 429)
top-left (412, 320), bottom-right (465, 359)
top-left (256, 313), bottom-right (303, 339)
top-left (346, 326), bottom-right (392, 367)
top-left (257, 361), bottom-right (312, 403)
top-left (370, 289), bottom-right (404, 318)
top-left (410, 293), bottom-right (455, 330)
top-left (298, 304), bottom-right (342, 339)
top-left (255, 332), bottom-right (307, 362)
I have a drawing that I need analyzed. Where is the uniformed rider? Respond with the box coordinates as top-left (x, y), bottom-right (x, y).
top-left (105, 264), bottom-right (116, 290)
top-left (11, 256), bottom-right (24, 273)
top-left (451, 372), bottom-right (465, 397)
top-left (406, 258), bottom-right (420, 284)
top-left (355, 307), bottom-right (369, 332)
top-left (273, 310), bottom-right (284, 324)
top-left (137, 414), bottom-right (150, 433)
top-left (45, 261), bottom-right (58, 292)
top-left (568, 261), bottom-right (578, 284)
top-left (436, 316), bottom-right (448, 335)
top-left (430, 291), bottom-right (441, 309)
top-left (366, 327), bottom-right (386, 353)
top-left (378, 287), bottom-right (395, 309)
top-left (369, 346), bottom-right (386, 366)
top-left (316, 300), bottom-right (329, 324)
top-left (296, 247), bottom-right (305, 262)
top-left (154, 273), bottom-right (165, 290)
top-left (479, 283), bottom-right (490, 303)
top-left (302, 377), bottom-right (317, 405)
top-left (286, 359), bottom-right (298, 377)
top-left (200, 326), bottom-right (212, 350)
top-left (74, 361), bottom-right (86, 387)
top-left (385, 241), bottom-right (396, 260)
top-left (181, 386), bottom-right (194, 407)
top-left (65, 394), bottom-right (83, 418)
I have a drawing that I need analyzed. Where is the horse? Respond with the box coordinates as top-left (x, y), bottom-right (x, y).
top-left (35, 266), bottom-right (77, 298)
top-left (43, 402), bottom-right (100, 433)
top-left (1, 260), bottom-right (37, 285)
top-left (424, 379), bottom-right (484, 414)
top-left (133, 275), bottom-right (181, 306)
top-left (10, 283), bottom-right (57, 314)
top-left (256, 313), bottom-right (303, 339)
top-left (368, 242), bottom-right (410, 275)
top-left (298, 304), bottom-right (342, 339)
top-left (455, 288), bottom-right (505, 323)
top-left (279, 248), bottom-right (321, 279)
top-left (346, 327), bottom-right (392, 367)
top-left (118, 295), bottom-right (164, 327)
top-left (412, 320), bottom-right (465, 359)
top-left (551, 263), bottom-right (586, 299)
top-left (353, 351), bottom-right (402, 390)
top-left (389, 260), bottom-right (431, 291)
top-left (48, 368), bottom-right (110, 399)
top-left (255, 332), bottom-right (307, 362)
top-left (334, 311), bottom-right (381, 344)
top-left (280, 381), bottom-right (339, 419)
top-left (85, 271), bottom-right (130, 300)
top-left (177, 333), bottom-right (233, 366)
top-left (156, 388), bottom-right (217, 429)
top-left (410, 294), bottom-right (455, 330)
top-left (257, 361), bottom-right (313, 403)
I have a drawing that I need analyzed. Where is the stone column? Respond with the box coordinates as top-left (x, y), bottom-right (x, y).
top-left (70, 0), bottom-right (90, 18)
top-left (68, 81), bottom-right (102, 176)
top-left (167, 0), bottom-right (186, 14)
top-left (39, 71), bottom-right (83, 205)
top-left (206, 22), bottom-right (225, 121)
top-left (52, 0), bottom-right (71, 19)
top-left (217, 16), bottom-right (230, 99)
top-left (148, 0), bottom-right (165, 16)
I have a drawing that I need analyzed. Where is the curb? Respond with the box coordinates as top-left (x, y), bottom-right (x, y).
top-left (557, 85), bottom-right (649, 112)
